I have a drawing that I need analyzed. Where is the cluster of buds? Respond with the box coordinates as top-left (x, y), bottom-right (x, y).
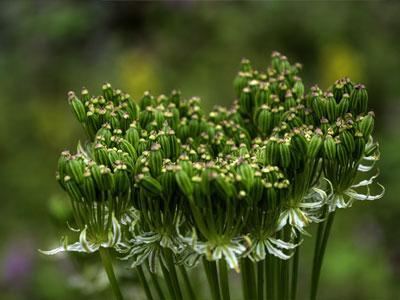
top-left (44, 52), bottom-right (383, 277)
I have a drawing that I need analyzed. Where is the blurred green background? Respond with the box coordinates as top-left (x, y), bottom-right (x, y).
top-left (1, 1), bottom-right (399, 299)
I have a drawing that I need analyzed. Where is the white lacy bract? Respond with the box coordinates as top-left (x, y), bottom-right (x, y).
top-left (276, 186), bottom-right (326, 236)
top-left (325, 151), bottom-right (384, 212)
top-left (40, 213), bottom-right (122, 255)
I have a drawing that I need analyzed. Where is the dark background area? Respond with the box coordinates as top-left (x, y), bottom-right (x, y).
top-left (0, 1), bottom-right (399, 299)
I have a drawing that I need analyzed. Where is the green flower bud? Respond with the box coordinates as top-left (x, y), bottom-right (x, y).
top-left (170, 89), bottom-right (181, 108)
top-left (102, 82), bottom-right (113, 102)
top-left (290, 131), bottom-right (308, 156)
top-left (126, 127), bottom-right (140, 149)
top-left (139, 175), bottom-right (163, 196)
top-left (307, 134), bottom-right (323, 159)
top-left (159, 167), bottom-right (176, 198)
top-left (189, 119), bottom-right (200, 138)
top-left (353, 134), bottom-right (365, 160)
top-left (350, 84), bottom-right (368, 115)
top-left (118, 139), bottom-right (138, 161)
top-left (68, 95), bottom-right (87, 123)
top-left (81, 87), bottom-right (89, 103)
top-left (234, 72), bottom-right (248, 97)
top-left (326, 94), bottom-right (338, 122)
top-left (238, 162), bottom-right (255, 191)
top-left (255, 85), bottom-right (271, 107)
top-left (114, 165), bottom-right (130, 193)
top-left (293, 81), bottom-right (304, 98)
top-left (359, 113), bottom-right (374, 138)
top-left (169, 134), bottom-right (180, 161)
top-left (337, 94), bottom-right (350, 117)
top-left (113, 89), bottom-right (123, 106)
top-left (57, 151), bottom-right (69, 183)
top-left (279, 142), bottom-right (291, 168)
top-left (264, 139), bottom-right (279, 165)
top-left (264, 185), bottom-right (277, 209)
top-left (149, 143), bottom-right (163, 177)
top-left (125, 96), bottom-right (140, 120)
top-left (140, 109), bottom-right (154, 129)
top-left (139, 91), bottom-right (156, 111)
top-left (248, 176), bottom-right (263, 205)
top-left (239, 87), bottom-right (253, 115)
top-left (66, 157), bottom-right (85, 184)
top-left (312, 96), bottom-right (324, 120)
top-left (336, 143), bottom-right (348, 166)
top-left (175, 170), bottom-right (194, 197)
top-left (256, 107), bottom-right (273, 135)
top-left (101, 167), bottom-right (114, 191)
top-left (340, 131), bottom-right (355, 154)
top-left (90, 164), bottom-right (103, 191)
top-left (155, 110), bottom-right (164, 129)
top-left (94, 144), bottom-right (109, 166)
top-left (82, 171), bottom-right (96, 202)
top-left (323, 135), bottom-right (336, 160)
top-left (65, 179), bottom-right (83, 203)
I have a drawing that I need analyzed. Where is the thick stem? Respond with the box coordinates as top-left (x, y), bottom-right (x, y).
top-left (245, 258), bottom-right (256, 300)
top-left (218, 259), bottom-right (231, 300)
top-left (179, 265), bottom-right (197, 300)
top-left (291, 235), bottom-right (301, 300)
top-left (136, 265), bottom-right (154, 300)
top-left (240, 258), bottom-right (248, 300)
top-left (280, 225), bottom-right (291, 300)
top-left (256, 260), bottom-right (264, 300)
top-left (266, 254), bottom-right (275, 300)
top-left (161, 259), bottom-right (176, 300)
top-left (203, 258), bottom-right (221, 300)
top-left (162, 248), bottom-right (183, 300)
top-left (98, 248), bottom-right (124, 300)
top-left (311, 211), bottom-right (336, 300)
top-left (148, 269), bottom-right (165, 300)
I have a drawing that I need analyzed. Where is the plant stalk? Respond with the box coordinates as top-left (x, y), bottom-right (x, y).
top-left (136, 265), bottom-right (154, 300)
top-left (311, 211), bottom-right (336, 300)
top-left (98, 247), bottom-right (125, 300)
top-left (179, 265), bottom-right (197, 300)
top-left (218, 259), bottom-right (231, 300)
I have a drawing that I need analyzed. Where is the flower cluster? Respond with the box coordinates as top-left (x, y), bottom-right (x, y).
top-left (43, 52), bottom-right (383, 281)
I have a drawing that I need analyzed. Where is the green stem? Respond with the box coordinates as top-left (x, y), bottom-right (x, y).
top-left (203, 258), bottom-right (221, 300)
top-left (98, 248), bottom-right (124, 300)
top-left (311, 211), bottom-right (336, 300)
top-left (256, 260), bottom-right (264, 300)
top-left (218, 259), bottom-right (231, 300)
top-left (148, 268), bottom-right (165, 300)
top-left (266, 254), bottom-right (276, 300)
top-left (240, 258), bottom-right (248, 300)
top-left (280, 225), bottom-right (291, 300)
top-left (162, 248), bottom-right (183, 300)
top-left (136, 265), bottom-right (154, 300)
top-left (161, 259), bottom-right (176, 300)
top-left (245, 258), bottom-right (256, 300)
top-left (179, 265), bottom-right (197, 300)
top-left (291, 236), bottom-right (301, 300)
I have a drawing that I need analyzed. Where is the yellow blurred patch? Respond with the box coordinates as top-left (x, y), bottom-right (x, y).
top-left (116, 49), bottom-right (160, 101)
top-left (319, 43), bottom-right (365, 89)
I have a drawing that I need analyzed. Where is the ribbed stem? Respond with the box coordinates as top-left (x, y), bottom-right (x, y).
top-left (291, 235), bottom-right (301, 300)
top-left (280, 225), bottom-right (291, 300)
top-left (179, 265), bottom-right (197, 300)
top-left (162, 248), bottom-right (183, 300)
top-left (240, 258), bottom-right (248, 300)
top-left (245, 258), bottom-right (256, 300)
top-left (98, 248), bottom-right (124, 300)
top-left (203, 258), bottom-right (221, 300)
top-left (161, 259), bottom-right (176, 300)
top-left (218, 259), bottom-right (231, 300)
top-left (266, 254), bottom-right (275, 300)
top-left (136, 265), bottom-right (154, 300)
top-left (311, 211), bottom-right (336, 300)
top-left (256, 260), bottom-right (264, 300)
top-left (148, 269), bottom-right (165, 300)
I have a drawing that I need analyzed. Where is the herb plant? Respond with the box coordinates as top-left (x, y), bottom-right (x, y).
top-left (41, 52), bottom-right (384, 300)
